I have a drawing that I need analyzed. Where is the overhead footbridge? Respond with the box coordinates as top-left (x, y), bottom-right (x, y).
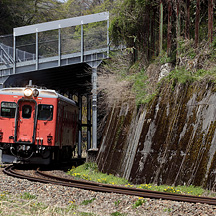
top-left (0, 12), bottom-right (110, 158)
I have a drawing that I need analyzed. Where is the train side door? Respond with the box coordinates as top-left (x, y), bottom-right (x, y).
top-left (15, 101), bottom-right (36, 143)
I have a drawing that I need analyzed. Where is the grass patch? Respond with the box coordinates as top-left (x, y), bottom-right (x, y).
top-left (164, 208), bottom-right (172, 213)
top-left (132, 197), bottom-right (146, 208)
top-left (114, 200), bottom-right (121, 206)
top-left (125, 68), bottom-right (156, 105)
top-left (167, 67), bottom-right (195, 85)
top-left (0, 192), bottom-right (80, 215)
top-left (67, 162), bottom-right (129, 185)
top-left (81, 198), bottom-right (96, 205)
top-left (111, 212), bottom-right (127, 216)
top-left (137, 184), bottom-right (207, 196)
top-left (78, 212), bottom-right (96, 216)
top-left (68, 163), bottom-right (216, 198)
top-left (20, 192), bottom-right (36, 200)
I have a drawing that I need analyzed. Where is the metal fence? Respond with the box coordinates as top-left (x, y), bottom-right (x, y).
top-left (0, 36), bottom-right (36, 64)
top-left (0, 12), bottom-right (109, 71)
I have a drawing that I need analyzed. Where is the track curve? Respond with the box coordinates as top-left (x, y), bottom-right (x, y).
top-left (4, 165), bottom-right (216, 205)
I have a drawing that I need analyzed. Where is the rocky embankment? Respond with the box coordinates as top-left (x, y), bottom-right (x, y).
top-left (97, 80), bottom-right (216, 190)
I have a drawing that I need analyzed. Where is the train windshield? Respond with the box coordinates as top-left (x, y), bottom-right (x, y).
top-left (1, 102), bottom-right (16, 118)
top-left (38, 104), bottom-right (53, 121)
top-left (22, 105), bottom-right (32, 118)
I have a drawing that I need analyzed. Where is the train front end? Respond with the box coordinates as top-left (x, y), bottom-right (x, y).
top-left (0, 86), bottom-right (57, 164)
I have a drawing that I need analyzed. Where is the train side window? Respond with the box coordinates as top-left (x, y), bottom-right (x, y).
top-left (22, 105), bottom-right (32, 118)
top-left (38, 104), bottom-right (53, 121)
top-left (1, 102), bottom-right (16, 118)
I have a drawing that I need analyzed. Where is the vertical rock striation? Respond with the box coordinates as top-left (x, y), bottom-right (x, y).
top-left (97, 80), bottom-right (216, 190)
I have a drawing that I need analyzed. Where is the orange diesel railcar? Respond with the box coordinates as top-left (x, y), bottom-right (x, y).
top-left (0, 84), bottom-right (78, 164)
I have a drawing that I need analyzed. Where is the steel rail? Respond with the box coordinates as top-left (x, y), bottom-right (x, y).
top-left (4, 165), bottom-right (216, 205)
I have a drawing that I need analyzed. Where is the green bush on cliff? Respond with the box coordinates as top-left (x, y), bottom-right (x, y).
top-left (167, 67), bottom-right (195, 85)
top-left (127, 69), bottom-right (149, 105)
top-left (166, 66), bottom-right (216, 89)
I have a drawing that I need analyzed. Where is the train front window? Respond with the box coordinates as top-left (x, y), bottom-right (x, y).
top-left (38, 104), bottom-right (53, 121)
top-left (1, 102), bottom-right (16, 118)
top-left (22, 105), bottom-right (32, 118)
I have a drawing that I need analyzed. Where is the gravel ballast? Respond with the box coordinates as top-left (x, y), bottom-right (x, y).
top-left (0, 167), bottom-right (216, 215)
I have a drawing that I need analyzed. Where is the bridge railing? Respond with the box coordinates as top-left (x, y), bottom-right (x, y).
top-left (0, 12), bottom-right (109, 72)
top-left (0, 35), bottom-right (36, 64)
top-left (13, 12), bottom-right (109, 72)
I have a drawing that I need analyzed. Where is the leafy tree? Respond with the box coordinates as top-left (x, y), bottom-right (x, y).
top-left (0, 0), bottom-right (64, 34)
top-left (110, 0), bottom-right (158, 62)
top-left (208, 0), bottom-right (213, 43)
top-left (109, 0), bottom-right (215, 63)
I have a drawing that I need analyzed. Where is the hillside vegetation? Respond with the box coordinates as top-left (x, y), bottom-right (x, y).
top-left (2, 0), bottom-right (216, 120)
top-left (100, 0), bottom-right (216, 106)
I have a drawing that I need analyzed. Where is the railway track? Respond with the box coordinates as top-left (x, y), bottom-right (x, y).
top-left (3, 165), bottom-right (216, 206)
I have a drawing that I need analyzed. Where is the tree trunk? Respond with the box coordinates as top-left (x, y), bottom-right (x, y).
top-left (146, 4), bottom-right (150, 59)
top-left (195, 0), bottom-right (200, 47)
top-left (185, 0), bottom-right (190, 39)
top-left (151, 8), bottom-right (156, 57)
top-left (167, 0), bottom-right (172, 56)
top-left (176, 0), bottom-right (181, 57)
top-left (159, 0), bottom-right (163, 55)
top-left (208, 0), bottom-right (213, 43)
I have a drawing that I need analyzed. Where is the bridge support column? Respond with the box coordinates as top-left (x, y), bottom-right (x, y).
top-left (86, 66), bottom-right (99, 163)
top-left (87, 94), bottom-right (91, 150)
top-left (78, 94), bottom-right (82, 158)
top-left (92, 67), bottom-right (98, 150)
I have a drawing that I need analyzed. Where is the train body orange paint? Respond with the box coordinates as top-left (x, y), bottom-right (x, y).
top-left (0, 86), bottom-right (78, 164)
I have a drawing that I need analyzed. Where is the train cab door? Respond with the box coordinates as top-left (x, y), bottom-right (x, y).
top-left (15, 100), bottom-right (37, 144)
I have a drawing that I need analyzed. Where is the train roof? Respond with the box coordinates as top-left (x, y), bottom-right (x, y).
top-left (0, 87), bottom-right (77, 106)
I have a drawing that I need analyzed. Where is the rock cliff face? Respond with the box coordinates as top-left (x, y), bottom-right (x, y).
top-left (97, 80), bottom-right (216, 190)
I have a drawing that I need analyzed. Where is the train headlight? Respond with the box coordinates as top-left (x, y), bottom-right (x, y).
top-left (33, 89), bottom-right (39, 97)
top-left (24, 88), bottom-right (33, 97)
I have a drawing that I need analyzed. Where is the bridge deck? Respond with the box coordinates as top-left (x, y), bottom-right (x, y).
top-left (0, 12), bottom-right (109, 87)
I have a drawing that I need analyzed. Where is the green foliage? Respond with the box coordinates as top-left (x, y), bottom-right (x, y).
top-left (163, 187), bottom-right (182, 194)
top-left (132, 197), bottom-right (146, 208)
top-left (20, 192), bottom-right (36, 200)
top-left (111, 212), bottom-right (126, 216)
top-left (130, 69), bottom-right (148, 105)
top-left (178, 39), bottom-right (196, 59)
top-left (137, 183), bottom-right (207, 196)
top-left (80, 162), bottom-right (99, 172)
top-left (166, 66), bottom-right (216, 88)
top-left (0, 0), bottom-right (64, 34)
top-left (168, 67), bottom-right (195, 85)
top-left (126, 68), bottom-right (156, 105)
top-left (67, 162), bottom-right (129, 185)
top-left (114, 200), bottom-right (121, 206)
top-left (81, 198), bottom-right (96, 205)
top-left (174, 185), bottom-right (205, 196)
top-left (0, 192), bottom-right (8, 201)
top-left (196, 69), bottom-right (209, 77)
top-left (109, 0), bottom-right (154, 50)
top-left (30, 202), bottom-right (48, 211)
top-left (79, 212), bottom-right (95, 216)
top-left (68, 164), bottom-right (216, 198)
top-left (164, 208), bottom-right (172, 213)
top-left (157, 50), bottom-right (172, 64)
